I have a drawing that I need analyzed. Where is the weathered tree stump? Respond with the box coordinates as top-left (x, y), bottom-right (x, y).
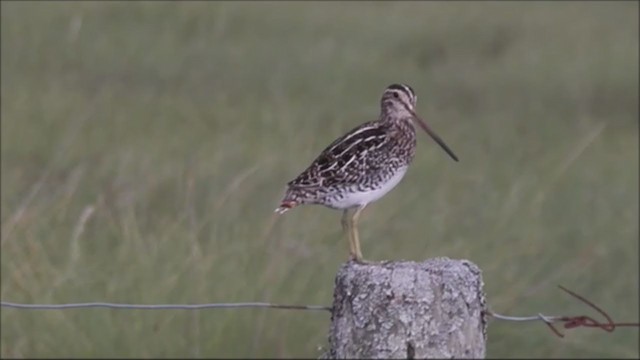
top-left (326, 257), bottom-right (487, 359)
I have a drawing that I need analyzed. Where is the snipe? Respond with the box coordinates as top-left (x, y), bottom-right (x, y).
top-left (275, 84), bottom-right (458, 263)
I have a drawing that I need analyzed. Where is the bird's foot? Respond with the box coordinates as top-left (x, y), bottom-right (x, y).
top-left (349, 255), bottom-right (375, 265)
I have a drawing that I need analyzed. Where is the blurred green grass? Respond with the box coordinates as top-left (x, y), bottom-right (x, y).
top-left (1, 1), bottom-right (638, 358)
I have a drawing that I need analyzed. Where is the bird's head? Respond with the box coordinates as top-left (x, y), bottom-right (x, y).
top-left (381, 83), bottom-right (458, 162)
top-left (381, 83), bottom-right (417, 117)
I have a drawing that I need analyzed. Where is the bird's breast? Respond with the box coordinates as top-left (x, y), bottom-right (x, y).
top-left (324, 166), bottom-right (409, 209)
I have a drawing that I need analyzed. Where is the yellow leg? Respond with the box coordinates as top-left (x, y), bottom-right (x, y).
top-left (341, 209), bottom-right (356, 259)
top-left (351, 205), bottom-right (368, 263)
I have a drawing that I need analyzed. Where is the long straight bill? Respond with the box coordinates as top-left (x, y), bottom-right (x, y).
top-left (408, 108), bottom-right (459, 162)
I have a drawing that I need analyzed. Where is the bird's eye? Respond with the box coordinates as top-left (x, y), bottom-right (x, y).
top-left (392, 91), bottom-right (399, 98)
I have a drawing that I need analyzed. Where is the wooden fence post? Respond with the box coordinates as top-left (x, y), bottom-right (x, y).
top-left (325, 257), bottom-right (487, 359)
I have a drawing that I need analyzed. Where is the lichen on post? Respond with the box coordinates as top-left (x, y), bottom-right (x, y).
top-left (325, 257), bottom-right (487, 359)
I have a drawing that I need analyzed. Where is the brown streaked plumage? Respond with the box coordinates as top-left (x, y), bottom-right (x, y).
top-left (275, 83), bottom-right (458, 263)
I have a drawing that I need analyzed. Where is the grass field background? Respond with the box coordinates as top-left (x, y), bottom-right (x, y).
top-left (1, 1), bottom-right (638, 358)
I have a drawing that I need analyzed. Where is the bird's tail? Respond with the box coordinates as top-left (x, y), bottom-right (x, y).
top-left (274, 199), bottom-right (298, 215)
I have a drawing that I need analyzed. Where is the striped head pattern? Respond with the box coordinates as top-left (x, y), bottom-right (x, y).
top-left (381, 83), bottom-right (417, 117)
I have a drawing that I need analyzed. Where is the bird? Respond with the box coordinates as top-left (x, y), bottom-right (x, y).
top-left (274, 83), bottom-right (458, 263)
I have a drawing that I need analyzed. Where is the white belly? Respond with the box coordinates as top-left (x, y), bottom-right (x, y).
top-left (328, 167), bottom-right (408, 209)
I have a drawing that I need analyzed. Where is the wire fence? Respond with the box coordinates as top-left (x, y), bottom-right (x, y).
top-left (0, 301), bottom-right (330, 311)
top-left (2, 285), bottom-right (638, 338)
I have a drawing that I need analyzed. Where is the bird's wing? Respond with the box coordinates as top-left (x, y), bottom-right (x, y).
top-left (287, 120), bottom-right (393, 188)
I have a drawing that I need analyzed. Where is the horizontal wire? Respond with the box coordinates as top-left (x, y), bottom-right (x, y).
top-left (0, 301), bottom-right (331, 312)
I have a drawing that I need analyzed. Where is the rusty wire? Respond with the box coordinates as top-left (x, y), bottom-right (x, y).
top-left (487, 285), bottom-right (640, 338)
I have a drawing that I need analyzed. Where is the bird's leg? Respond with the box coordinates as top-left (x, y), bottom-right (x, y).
top-left (351, 204), bottom-right (371, 264)
top-left (341, 209), bottom-right (356, 259)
